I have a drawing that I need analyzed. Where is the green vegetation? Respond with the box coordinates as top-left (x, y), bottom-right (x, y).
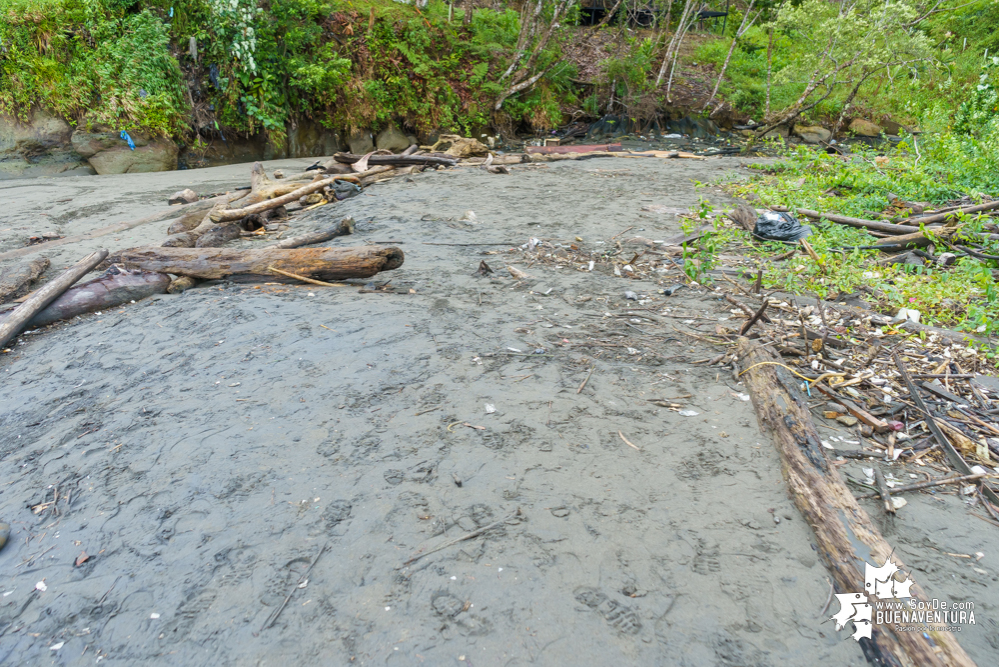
top-left (0, 0), bottom-right (577, 140)
top-left (720, 129), bottom-right (999, 337)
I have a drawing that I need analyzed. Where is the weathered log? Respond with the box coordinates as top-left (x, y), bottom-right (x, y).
top-left (873, 230), bottom-right (941, 249)
top-left (525, 151), bottom-right (621, 163)
top-left (0, 258), bottom-right (49, 302)
top-left (797, 208), bottom-right (922, 234)
top-left (737, 338), bottom-right (976, 667)
top-left (111, 246), bottom-right (404, 281)
top-left (799, 208), bottom-right (999, 241)
top-left (0, 268), bottom-right (169, 328)
top-left (196, 223), bottom-right (243, 248)
top-left (895, 199), bottom-right (999, 226)
top-left (525, 144), bottom-right (623, 154)
top-left (0, 250), bottom-right (108, 349)
top-left (269, 218), bottom-right (354, 249)
top-left (210, 174), bottom-right (361, 223)
top-left (332, 152), bottom-right (458, 168)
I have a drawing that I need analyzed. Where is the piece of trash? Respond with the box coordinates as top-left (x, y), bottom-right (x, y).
top-left (507, 347), bottom-right (522, 352)
top-left (75, 551), bottom-right (89, 567)
top-left (678, 410), bottom-right (699, 417)
top-left (533, 348), bottom-right (546, 354)
top-left (508, 265), bottom-right (532, 280)
top-left (460, 210), bottom-right (477, 222)
top-left (735, 393), bottom-right (751, 401)
top-left (625, 291), bottom-right (638, 300)
top-left (474, 260), bottom-right (494, 277)
top-left (50, 642), bottom-right (64, 651)
top-left (753, 211), bottom-right (811, 242)
top-left (485, 404), bottom-right (496, 413)
top-left (150, 613), bottom-right (160, 619)
top-left (891, 308), bottom-right (921, 324)
top-left (119, 130), bottom-right (136, 151)
top-left (35, 581), bottom-right (47, 592)
top-left (626, 347), bottom-right (639, 354)
top-left (891, 497), bottom-right (908, 510)
top-left (298, 579), bottom-right (309, 589)
top-left (962, 485), bottom-right (977, 495)
top-left (661, 284), bottom-right (684, 296)
top-left (587, 260), bottom-right (595, 271)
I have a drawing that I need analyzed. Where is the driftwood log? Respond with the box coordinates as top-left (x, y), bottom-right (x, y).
top-left (332, 152), bottom-right (458, 169)
top-left (0, 258), bottom-right (49, 302)
top-left (111, 246), bottom-right (404, 282)
top-left (0, 249), bottom-right (108, 349)
top-left (798, 208), bottom-right (999, 241)
top-left (0, 268), bottom-right (169, 327)
top-left (269, 218), bottom-right (354, 249)
top-left (737, 338), bottom-right (975, 667)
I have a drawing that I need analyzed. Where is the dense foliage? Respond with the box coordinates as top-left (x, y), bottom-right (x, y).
top-left (0, 0), bottom-right (575, 139)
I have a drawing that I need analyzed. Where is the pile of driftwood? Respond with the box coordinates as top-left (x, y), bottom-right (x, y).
top-left (1, 140), bottom-right (673, 349)
top-left (694, 285), bottom-right (997, 665)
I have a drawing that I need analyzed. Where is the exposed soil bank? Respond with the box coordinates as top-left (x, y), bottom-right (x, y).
top-left (0, 157), bottom-right (994, 665)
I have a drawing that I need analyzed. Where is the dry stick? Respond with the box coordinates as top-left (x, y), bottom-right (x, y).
top-left (736, 338), bottom-right (976, 666)
top-left (873, 467), bottom-right (896, 514)
top-left (618, 431), bottom-right (641, 451)
top-left (402, 509), bottom-right (522, 567)
top-left (0, 249), bottom-right (108, 350)
top-left (893, 351), bottom-right (999, 506)
top-left (256, 542), bottom-right (328, 635)
top-left (738, 298), bottom-right (769, 335)
top-left (577, 366), bottom-right (595, 394)
top-left (855, 473), bottom-right (986, 499)
top-left (267, 266), bottom-right (348, 287)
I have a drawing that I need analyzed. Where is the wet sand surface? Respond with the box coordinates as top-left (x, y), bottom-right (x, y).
top-left (0, 157), bottom-right (995, 665)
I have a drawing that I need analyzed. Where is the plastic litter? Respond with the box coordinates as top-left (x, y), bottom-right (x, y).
top-left (753, 210), bottom-right (811, 242)
top-left (119, 130), bottom-right (136, 151)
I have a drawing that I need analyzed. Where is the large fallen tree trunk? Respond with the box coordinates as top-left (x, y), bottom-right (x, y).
top-left (0, 258), bottom-right (49, 302)
top-left (111, 246), bottom-right (404, 282)
top-left (0, 268), bottom-right (169, 328)
top-left (0, 249), bottom-right (108, 349)
top-left (736, 337), bottom-right (976, 667)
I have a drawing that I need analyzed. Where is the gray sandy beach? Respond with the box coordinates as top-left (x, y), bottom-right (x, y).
top-left (0, 157), bottom-right (995, 665)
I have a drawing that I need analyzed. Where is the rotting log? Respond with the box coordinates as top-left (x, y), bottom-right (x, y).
top-left (0, 250), bottom-right (108, 350)
top-left (736, 337), bottom-right (976, 667)
top-left (0, 258), bottom-right (49, 302)
top-left (111, 246), bottom-right (404, 282)
top-left (0, 269), bottom-right (168, 328)
top-left (269, 218), bottom-right (354, 249)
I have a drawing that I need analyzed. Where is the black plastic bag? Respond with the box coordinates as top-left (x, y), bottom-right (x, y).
top-left (753, 211), bottom-right (811, 242)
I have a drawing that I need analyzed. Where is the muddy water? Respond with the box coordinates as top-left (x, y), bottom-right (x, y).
top-left (0, 157), bottom-right (992, 665)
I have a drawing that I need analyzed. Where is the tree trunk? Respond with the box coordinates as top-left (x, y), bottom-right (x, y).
top-left (737, 338), bottom-right (976, 667)
top-left (832, 68), bottom-right (876, 137)
top-left (109, 246), bottom-right (404, 282)
top-left (0, 269), bottom-right (169, 328)
top-left (703, 0), bottom-right (757, 111)
top-left (764, 25), bottom-right (774, 116)
top-left (0, 249), bottom-right (108, 350)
